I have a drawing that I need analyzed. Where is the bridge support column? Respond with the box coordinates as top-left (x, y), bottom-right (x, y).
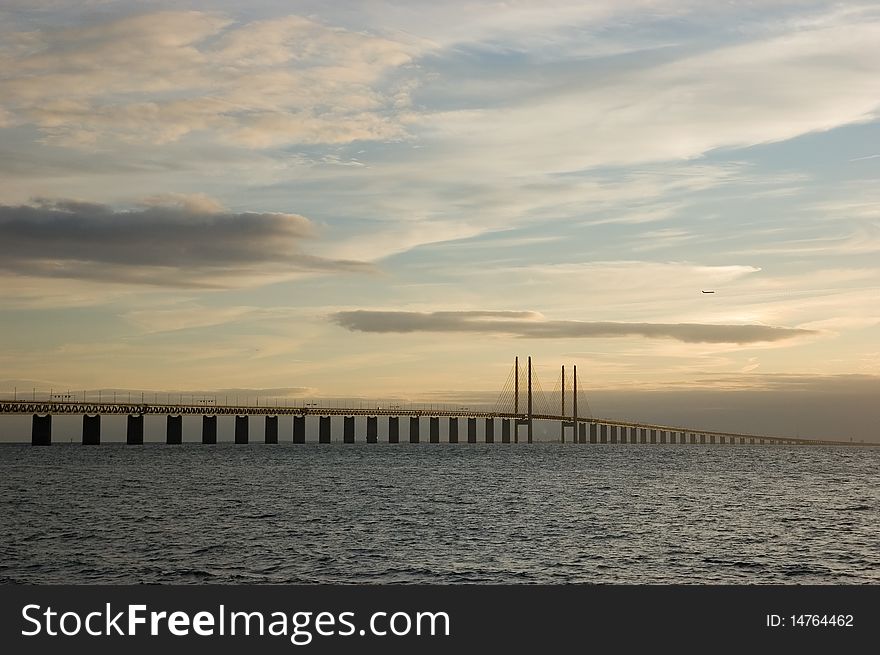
top-left (388, 416), bottom-right (399, 444)
top-left (709, 434), bottom-right (715, 445)
top-left (167, 415), bottom-right (182, 444)
top-left (82, 414), bottom-right (101, 445)
top-left (293, 415), bottom-right (305, 443)
top-left (235, 415), bottom-right (249, 444)
top-left (468, 418), bottom-right (477, 443)
top-left (650, 429), bottom-right (656, 444)
top-left (429, 417), bottom-right (440, 443)
top-left (265, 415), bottom-right (279, 444)
top-left (610, 426), bottom-right (617, 444)
top-left (502, 419), bottom-right (511, 443)
top-left (202, 415), bottom-right (217, 444)
top-left (410, 417), bottom-right (419, 443)
top-left (589, 423), bottom-right (597, 444)
top-left (319, 416), bottom-right (331, 443)
top-left (448, 418), bottom-right (458, 443)
top-left (343, 416), bottom-right (355, 443)
top-left (126, 414), bottom-right (144, 445)
top-left (578, 423), bottom-right (586, 444)
top-left (600, 424), bottom-right (607, 444)
top-left (367, 417), bottom-right (378, 443)
top-left (699, 434), bottom-right (706, 444)
top-left (660, 430), bottom-right (666, 444)
top-left (485, 418), bottom-right (494, 443)
top-left (32, 414), bottom-right (51, 446)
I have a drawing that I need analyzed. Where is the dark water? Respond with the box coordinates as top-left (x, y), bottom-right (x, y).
top-left (1, 443), bottom-right (878, 584)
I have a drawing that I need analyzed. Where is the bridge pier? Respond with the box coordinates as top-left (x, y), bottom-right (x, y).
top-left (610, 425), bottom-right (617, 444)
top-left (468, 418), bottom-right (477, 443)
top-left (202, 415), bottom-right (217, 444)
top-left (410, 417), bottom-right (420, 443)
top-left (485, 418), bottom-right (494, 443)
top-left (578, 423), bottom-right (586, 443)
top-left (589, 423), bottom-right (597, 444)
top-left (235, 415), bottom-right (249, 444)
top-left (502, 419), bottom-right (511, 443)
top-left (343, 416), bottom-right (355, 443)
top-left (166, 415), bottom-right (182, 444)
top-left (32, 414), bottom-right (51, 446)
top-left (699, 434), bottom-right (706, 444)
top-left (430, 417), bottom-right (440, 443)
top-left (320, 416), bottom-right (331, 443)
top-left (388, 416), bottom-right (399, 444)
top-left (126, 414), bottom-right (144, 445)
top-left (600, 424), bottom-right (607, 444)
top-left (293, 415), bottom-right (305, 443)
top-left (709, 434), bottom-right (715, 445)
top-left (367, 416), bottom-right (378, 443)
top-left (660, 430), bottom-right (667, 444)
top-left (449, 417), bottom-right (458, 443)
top-left (265, 415), bottom-right (279, 444)
top-left (650, 429), bottom-right (656, 444)
top-left (82, 414), bottom-right (101, 445)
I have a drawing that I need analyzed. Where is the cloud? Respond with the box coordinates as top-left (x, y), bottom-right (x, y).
top-left (0, 11), bottom-right (418, 148)
top-left (0, 196), bottom-right (372, 287)
top-left (330, 310), bottom-right (814, 344)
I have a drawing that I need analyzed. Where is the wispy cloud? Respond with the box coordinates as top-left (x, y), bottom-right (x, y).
top-left (331, 310), bottom-right (814, 344)
top-left (0, 12), bottom-right (419, 148)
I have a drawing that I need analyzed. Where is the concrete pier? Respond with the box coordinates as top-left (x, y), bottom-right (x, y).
top-left (485, 418), bottom-right (494, 443)
top-left (235, 415), bottom-right (249, 444)
top-left (202, 415), bottom-right (217, 444)
top-left (388, 416), bottom-right (399, 444)
top-left (600, 424), bottom-right (607, 444)
top-left (430, 417), bottom-right (440, 443)
top-left (650, 429), bottom-right (656, 444)
top-left (502, 419), bottom-right (511, 443)
top-left (578, 423), bottom-right (586, 444)
top-left (468, 417), bottom-right (477, 443)
top-left (32, 414), bottom-right (51, 446)
top-left (449, 417), bottom-right (458, 443)
top-left (126, 414), bottom-right (144, 445)
top-left (265, 415), bottom-right (278, 444)
top-left (410, 416), bottom-right (420, 443)
top-left (660, 430), bottom-right (667, 444)
top-left (319, 416), bottom-right (331, 443)
top-left (589, 423), bottom-right (597, 444)
top-left (367, 416), bottom-right (378, 443)
top-left (82, 414), bottom-right (101, 445)
top-left (293, 415), bottom-right (305, 443)
top-left (343, 416), bottom-right (355, 443)
top-left (610, 425), bottom-right (617, 444)
top-left (166, 415), bottom-right (182, 444)
top-left (640, 428), bottom-right (647, 444)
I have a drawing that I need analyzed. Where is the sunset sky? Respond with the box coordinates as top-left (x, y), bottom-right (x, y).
top-left (1, 1), bottom-right (879, 440)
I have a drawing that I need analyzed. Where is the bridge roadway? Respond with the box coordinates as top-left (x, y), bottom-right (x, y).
top-left (1, 400), bottom-right (858, 446)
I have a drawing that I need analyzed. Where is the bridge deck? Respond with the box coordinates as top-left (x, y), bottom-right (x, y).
top-left (0, 401), bottom-right (861, 446)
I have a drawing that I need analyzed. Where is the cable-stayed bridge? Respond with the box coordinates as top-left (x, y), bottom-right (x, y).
top-left (0, 357), bottom-right (861, 446)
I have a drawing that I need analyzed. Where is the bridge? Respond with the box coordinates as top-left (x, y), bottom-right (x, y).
top-left (1, 357), bottom-right (860, 446)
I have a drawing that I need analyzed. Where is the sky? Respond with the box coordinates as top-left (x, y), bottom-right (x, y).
top-left (1, 0), bottom-right (879, 441)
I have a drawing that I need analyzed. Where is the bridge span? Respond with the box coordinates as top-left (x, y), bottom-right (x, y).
top-left (1, 357), bottom-right (859, 446)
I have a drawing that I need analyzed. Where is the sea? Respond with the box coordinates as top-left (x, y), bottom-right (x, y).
top-left (2, 443), bottom-right (877, 584)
